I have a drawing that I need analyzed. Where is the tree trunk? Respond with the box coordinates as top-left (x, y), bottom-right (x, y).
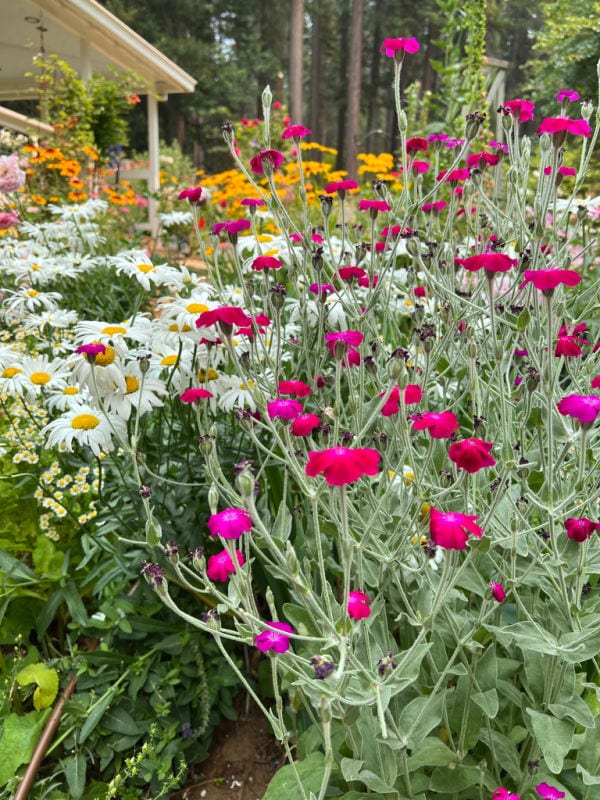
top-left (309, 7), bottom-right (323, 152)
top-left (344, 0), bottom-right (364, 180)
top-left (289, 0), bottom-right (304, 124)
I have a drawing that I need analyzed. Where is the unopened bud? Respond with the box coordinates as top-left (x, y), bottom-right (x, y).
top-left (208, 483), bottom-right (219, 515)
top-left (145, 513), bottom-right (162, 546)
top-left (236, 468), bottom-right (255, 500)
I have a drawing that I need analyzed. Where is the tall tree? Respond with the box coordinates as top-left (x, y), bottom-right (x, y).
top-left (289, 0), bottom-right (305, 123)
top-left (345, 0), bottom-right (364, 179)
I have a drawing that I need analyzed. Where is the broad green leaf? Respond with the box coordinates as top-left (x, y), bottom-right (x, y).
top-left (262, 752), bottom-right (326, 800)
top-left (472, 689), bottom-right (499, 719)
top-left (63, 753), bottom-right (87, 799)
top-left (0, 709), bottom-right (51, 785)
top-left (79, 691), bottom-right (116, 744)
top-left (16, 662), bottom-right (59, 711)
top-left (406, 737), bottom-right (456, 770)
top-left (548, 696), bottom-right (595, 728)
top-left (479, 728), bottom-right (521, 782)
top-left (341, 757), bottom-right (364, 782)
top-left (271, 502), bottom-right (293, 542)
top-left (577, 765), bottom-right (600, 786)
top-left (485, 622), bottom-right (560, 655)
top-left (356, 769), bottom-right (396, 794)
top-left (397, 692), bottom-right (445, 749)
top-left (430, 765), bottom-right (481, 793)
top-left (526, 709), bottom-right (574, 772)
top-left (102, 706), bottom-right (146, 735)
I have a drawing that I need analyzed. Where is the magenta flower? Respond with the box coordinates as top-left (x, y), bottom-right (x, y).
top-left (564, 517), bottom-right (600, 542)
top-left (557, 394), bottom-right (600, 424)
top-left (466, 152), bottom-right (500, 170)
top-left (249, 149), bottom-right (285, 175)
top-left (410, 160), bottom-right (430, 175)
top-left (347, 590), bottom-right (372, 620)
top-left (291, 413), bottom-right (321, 437)
top-left (422, 200), bottom-right (447, 213)
top-left (591, 375), bottom-right (600, 389)
top-left (206, 549), bottom-right (245, 582)
top-left (358, 199), bottom-right (391, 214)
top-left (309, 282), bottom-right (336, 296)
top-left (489, 582), bottom-right (506, 602)
top-left (429, 508), bottom-right (483, 550)
top-left (208, 508), bottom-right (253, 539)
top-left (76, 343), bottom-right (107, 357)
top-left (178, 185), bottom-right (203, 204)
top-left (519, 269), bottom-right (582, 292)
top-left (267, 398), bottom-right (304, 421)
top-left (323, 179), bottom-right (360, 196)
top-left (282, 124), bottom-right (312, 140)
top-left (240, 197), bottom-right (265, 208)
top-left (213, 219), bottom-right (251, 237)
top-left (411, 410), bottom-right (459, 439)
top-left (448, 438), bottom-right (496, 473)
top-left (254, 621), bottom-right (294, 653)
top-left (436, 168), bottom-right (470, 184)
top-left (379, 384), bottom-right (423, 416)
top-left (337, 266), bottom-right (367, 282)
top-left (251, 255), bottom-right (283, 271)
top-left (455, 253), bottom-right (517, 273)
top-left (380, 37), bottom-right (420, 58)
top-left (502, 99), bottom-right (535, 123)
top-left (493, 788), bottom-right (521, 800)
top-left (535, 783), bottom-right (565, 800)
top-left (537, 117), bottom-right (591, 138)
top-left (555, 332), bottom-right (588, 357)
top-left (180, 387), bottom-right (213, 403)
top-left (557, 89), bottom-right (580, 103)
top-left (325, 330), bottom-right (364, 359)
top-left (406, 136), bottom-right (428, 153)
top-left (306, 447), bottom-right (381, 486)
top-left (278, 379), bottom-right (312, 398)
top-left (196, 306), bottom-right (253, 330)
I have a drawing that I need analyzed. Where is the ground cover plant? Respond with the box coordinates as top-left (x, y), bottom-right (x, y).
top-left (1, 35), bottom-right (600, 800)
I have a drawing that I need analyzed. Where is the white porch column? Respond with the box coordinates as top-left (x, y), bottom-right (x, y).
top-left (79, 37), bottom-right (92, 82)
top-left (147, 91), bottom-right (160, 239)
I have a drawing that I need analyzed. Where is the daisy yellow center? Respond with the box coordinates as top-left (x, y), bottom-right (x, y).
top-left (31, 264), bottom-right (42, 271)
top-left (3, 367), bottom-right (21, 378)
top-left (27, 289), bottom-right (39, 297)
top-left (161, 355), bottom-right (178, 366)
top-left (125, 375), bottom-right (139, 394)
top-left (92, 343), bottom-right (115, 366)
top-left (136, 263), bottom-right (155, 274)
top-left (239, 380), bottom-right (255, 390)
top-left (198, 368), bottom-right (218, 381)
top-left (71, 413), bottom-right (100, 430)
top-left (30, 371), bottom-right (51, 385)
top-left (63, 387), bottom-right (79, 395)
top-left (185, 302), bottom-right (209, 313)
top-left (169, 323), bottom-right (192, 332)
top-left (101, 325), bottom-right (127, 336)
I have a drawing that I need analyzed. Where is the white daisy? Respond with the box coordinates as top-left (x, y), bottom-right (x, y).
top-left (46, 382), bottom-right (91, 413)
top-left (159, 210), bottom-right (194, 229)
top-left (72, 316), bottom-right (154, 348)
top-left (42, 404), bottom-right (127, 456)
top-left (2, 287), bottom-right (63, 322)
top-left (17, 355), bottom-right (70, 400)
top-left (67, 342), bottom-right (127, 395)
top-left (110, 249), bottom-right (185, 291)
top-left (103, 363), bottom-right (165, 419)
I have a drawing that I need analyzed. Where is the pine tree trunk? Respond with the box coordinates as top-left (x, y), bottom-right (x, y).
top-left (289, 0), bottom-right (304, 124)
top-left (344, 0), bottom-right (364, 180)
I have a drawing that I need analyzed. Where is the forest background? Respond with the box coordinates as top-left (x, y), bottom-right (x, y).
top-left (95, 0), bottom-right (599, 176)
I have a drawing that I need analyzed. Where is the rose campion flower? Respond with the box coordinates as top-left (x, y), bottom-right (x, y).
top-left (254, 621), bottom-right (294, 653)
top-left (455, 253), bottom-right (517, 273)
top-left (206, 549), bottom-right (245, 582)
top-left (180, 387), bottom-right (213, 403)
top-left (282, 125), bottom-right (312, 140)
top-left (489, 582), bottom-right (506, 602)
top-left (564, 517), bottom-right (600, 542)
top-left (249, 148), bottom-right (285, 175)
top-left (502, 99), bottom-right (535, 123)
top-left (557, 394), bottom-right (600, 425)
top-left (278, 379), bottom-right (312, 397)
top-left (591, 375), bottom-right (600, 389)
top-left (267, 398), bottom-right (304, 420)
top-left (0, 154), bottom-right (26, 193)
top-left (177, 186), bottom-right (203, 203)
top-left (556, 89), bottom-right (580, 103)
top-left (380, 37), bottom-right (420, 58)
top-left (347, 590), bottom-right (372, 620)
top-left (448, 438), bottom-right (496, 473)
top-left (323, 179), bottom-right (359, 196)
top-left (379, 384), bottom-right (423, 416)
top-left (535, 783), bottom-right (565, 800)
top-left (291, 413), bottom-right (321, 437)
top-left (493, 789), bottom-right (521, 800)
top-left (429, 508), bottom-right (484, 550)
top-left (411, 410), bottom-right (459, 439)
top-left (0, 211), bottom-right (20, 229)
top-left (208, 508), bottom-right (253, 539)
top-left (406, 137), bottom-right (428, 153)
top-left (212, 219), bottom-right (251, 236)
top-left (324, 330), bottom-right (364, 359)
top-left (337, 266), bottom-right (367, 282)
top-left (251, 255), bottom-right (283, 271)
top-left (196, 306), bottom-right (253, 329)
top-left (305, 447), bottom-right (381, 485)
top-left (358, 199), bottom-right (391, 214)
top-left (537, 117), bottom-right (591, 139)
top-left (519, 269), bottom-right (581, 292)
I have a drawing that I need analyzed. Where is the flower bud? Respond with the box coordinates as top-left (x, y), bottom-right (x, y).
top-left (208, 483), bottom-right (219, 515)
top-left (236, 468), bottom-right (255, 500)
top-left (397, 110), bottom-right (408, 133)
top-left (581, 99), bottom-right (594, 120)
top-left (145, 513), bottom-right (162, 546)
top-left (163, 540), bottom-right (180, 565)
top-left (262, 84), bottom-right (272, 110)
top-left (201, 608), bottom-right (221, 631)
